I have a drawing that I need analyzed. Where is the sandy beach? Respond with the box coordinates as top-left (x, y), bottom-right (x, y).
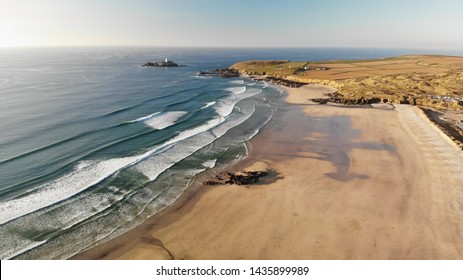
top-left (75, 84), bottom-right (463, 260)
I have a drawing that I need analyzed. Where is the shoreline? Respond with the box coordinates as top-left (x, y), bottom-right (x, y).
top-left (74, 81), bottom-right (463, 260)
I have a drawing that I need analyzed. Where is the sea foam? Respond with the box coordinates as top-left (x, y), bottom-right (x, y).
top-left (226, 86), bottom-right (246, 95)
top-left (129, 111), bottom-right (187, 130)
top-left (215, 88), bottom-right (262, 117)
top-left (0, 191), bottom-right (123, 259)
top-left (0, 103), bottom-right (249, 226)
top-left (128, 112), bottom-right (161, 122)
top-left (202, 159), bottom-right (217, 169)
top-left (2, 89), bottom-right (267, 260)
top-left (143, 111), bottom-right (187, 130)
top-left (0, 156), bottom-right (146, 225)
top-left (0, 82), bottom-right (266, 259)
top-left (135, 103), bottom-right (256, 181)
top-left (200, 101), bottom-right (216, 110)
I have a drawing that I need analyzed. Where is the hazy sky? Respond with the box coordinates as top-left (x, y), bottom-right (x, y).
top-left (1, 0), bottom-right (462, 49)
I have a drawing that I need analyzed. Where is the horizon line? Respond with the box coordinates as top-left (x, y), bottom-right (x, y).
top-left (0, 45), bottom-right (462, 52)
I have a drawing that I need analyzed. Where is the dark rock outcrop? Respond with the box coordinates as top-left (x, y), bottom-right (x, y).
top-left (204, 171), bottom-right (267, 186)
top-left (225, 171), bottom-right (267, 185)
top-left (204, 169), bottom-right (283, 187)
top-left (252, 76), bottom-right (307, 88)
top-left (197, 69), bottom-right (240, 78)
top-left (311, 92), bottom-right (383, 106)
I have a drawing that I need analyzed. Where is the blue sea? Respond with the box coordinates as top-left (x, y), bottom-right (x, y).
top-left (0, 47), bottom-right (461, 259)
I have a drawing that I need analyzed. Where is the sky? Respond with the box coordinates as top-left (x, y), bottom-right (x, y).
top-left (0, 0), bottom-right (462, 50)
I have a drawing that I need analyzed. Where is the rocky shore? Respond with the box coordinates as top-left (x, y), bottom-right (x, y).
top-left (197, 69), bottom-right (240, 78)
top-left (204, 171), bottom-right (268, 186)
top-left (252, 76), bottom-right (307, 88)
top-left (311, 92), bottom-right (382, 105)
top-left (230, 56), bottom-right (463, 111)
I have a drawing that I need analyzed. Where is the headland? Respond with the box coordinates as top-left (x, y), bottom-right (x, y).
top-left (231, 55), bottom-right (463, 149)
top-left (74, 55), bottom-right (463, 260)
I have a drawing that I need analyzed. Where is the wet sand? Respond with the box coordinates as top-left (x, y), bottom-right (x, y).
top-left (75, 84), bottom-right (463, 260)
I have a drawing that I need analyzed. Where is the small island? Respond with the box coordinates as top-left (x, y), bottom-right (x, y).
top-left (142, 58), bottom-right (180, 67)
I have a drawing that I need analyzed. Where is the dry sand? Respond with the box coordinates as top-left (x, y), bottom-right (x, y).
top-left (75, 84), bottom-right (463, 260)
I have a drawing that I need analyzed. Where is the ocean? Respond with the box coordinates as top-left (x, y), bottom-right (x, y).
top-left (0, 47), bottom-right (461, 259)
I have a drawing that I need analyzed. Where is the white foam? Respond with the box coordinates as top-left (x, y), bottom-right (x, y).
top-left (63, 192), bottom-right (124, 226)
top-left (136, 107), bottom-right (255, 181)
top-left (200, 101), bottom-right (216, 110)
top-left (0, 238), bottom-right (46, 260)
top-left (191, 75), bottom-right (212, 79)
top-left (211, 103), bottom-right (256, 138)
top-left (144, 111), bottom-right (187, 130)
top-left (230, 80), bottom-right (244, 84)
top-left (0, 130), bottom-right (199, 225)
top-left (0, 112), bottom-right (207, 225)
top-left (215, 97), bottom-right (238, 117)
top-left (136, 95), bottom-right (261, 181)
top-left (0, 155), bottom-right (146, 225)
top-left (226, 86), bottom-right (246, 95)
top-left (202, 159), bottom-right (217, 169)
top-left (0, 87), bottom-right (263, 227)
top-left (74, 160), bottom-right (94, 171)
top-left (215, 88), bottom-right (262, 117)
top-left (0, 191), bottom-right (124, 259)
top-left (225, 86), bottom-right (246, 94)
top-left (0, 89), bottom-right (270, 259)
top-left (172, 118), bottom-right (222, 144)
top-left (135, 136), bottom-right (213, 181)
top-left (128, 111), bottom-right (161, 123)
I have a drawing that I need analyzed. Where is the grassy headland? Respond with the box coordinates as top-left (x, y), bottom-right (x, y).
top-left (231, 55), bottom-right (463, 110)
